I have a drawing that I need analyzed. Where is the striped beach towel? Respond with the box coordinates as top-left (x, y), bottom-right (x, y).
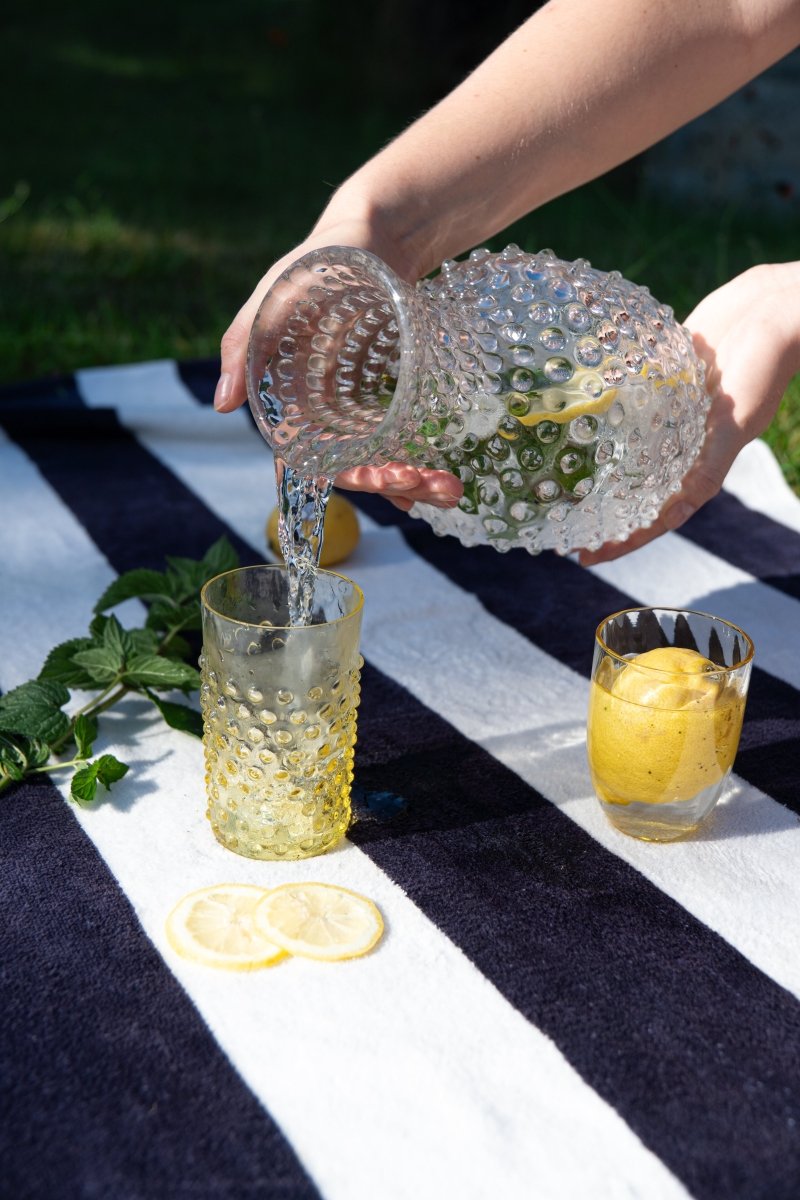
top-left (2, 360), bottom-right (799, 1200)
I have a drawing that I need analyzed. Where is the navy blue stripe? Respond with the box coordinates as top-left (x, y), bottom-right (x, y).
top-left (177, 357), bottom-right (221, 407)
top-left (350, 667), bottom-right (800, 1200)
top-left (352, 491), bottom-right (800, 816)
top-left (2, 406), bottom-right (258, 573)
top-left (0, 776), bottom-right (319, 1200)
top-left (0, 372), bottom-right (85, 412)
top-left (8, 383), bottom-right (800, 1199)
top-left (678, 488), bottom-right (800, 603)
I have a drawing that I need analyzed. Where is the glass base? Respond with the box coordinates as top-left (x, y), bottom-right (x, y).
top-left (208, 807), bottom-right (350, 860)
top-left (599, 776), bottom-right (728, 842)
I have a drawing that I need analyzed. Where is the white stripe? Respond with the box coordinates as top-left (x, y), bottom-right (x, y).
top-left (74, 363), bottom-right (800, 1011)
top-left (589, 532), bottom-right (800, 691)
top-left (1, 387), bottom-right (689, 1200)
top-left (726, 438), bottom-right (800, 535)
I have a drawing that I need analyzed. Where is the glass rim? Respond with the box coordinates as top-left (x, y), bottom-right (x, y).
top-left (594, 605), bottom-right (755, 673)
top-left (200, 563), bottom-right (364, 630)
top-left (245, 245), bottom-right (417, 449)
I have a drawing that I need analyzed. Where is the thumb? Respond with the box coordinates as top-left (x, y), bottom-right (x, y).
top-left (215, 278), bottom-right (272, 412)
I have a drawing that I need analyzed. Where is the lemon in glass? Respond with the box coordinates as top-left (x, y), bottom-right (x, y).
top-left (587, 646), bottom-right (746, 839)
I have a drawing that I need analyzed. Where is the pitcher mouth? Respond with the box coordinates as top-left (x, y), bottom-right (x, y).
top-left (245, 246), bottom-right (419, 473)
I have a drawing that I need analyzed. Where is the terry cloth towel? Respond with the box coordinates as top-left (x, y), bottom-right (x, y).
top-left (1, 359), bottom-right (799, 1200)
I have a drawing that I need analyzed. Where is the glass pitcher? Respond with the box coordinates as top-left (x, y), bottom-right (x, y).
top-left (246, 244), bottom-right (707, 555)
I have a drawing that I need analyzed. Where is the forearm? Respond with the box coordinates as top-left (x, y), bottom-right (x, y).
top-left (317, 0), bottom-right (800, 278)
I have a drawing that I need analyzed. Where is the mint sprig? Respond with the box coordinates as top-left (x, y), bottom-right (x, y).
top-left (0, 536), bottom-right (238, 804)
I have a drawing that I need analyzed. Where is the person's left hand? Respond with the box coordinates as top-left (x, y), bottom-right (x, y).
top-left (579, 260), bottom-right (800, 566)
top-left (334, 463), bottom-right (463, 511)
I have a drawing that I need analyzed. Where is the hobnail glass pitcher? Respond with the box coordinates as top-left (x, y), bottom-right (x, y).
top-left (246, 244), bottom-right (707, 555)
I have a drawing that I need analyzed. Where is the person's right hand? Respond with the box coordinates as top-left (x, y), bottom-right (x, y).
top-left (214, 212), bottom-right (462, 511)
top-left (214, 216), bottom-right (391, 415)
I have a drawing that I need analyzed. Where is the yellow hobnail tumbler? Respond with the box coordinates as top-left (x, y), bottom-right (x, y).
top-left (200, 565), bottom-right (364, 860)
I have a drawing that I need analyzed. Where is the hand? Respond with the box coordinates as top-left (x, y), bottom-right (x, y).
top-left (579, 261), bottom-right (800, 566)
top-left (213, 211), bottom-right (420, 415)
top-left (214, 207), bottom-right (461, 511)
top-left (335, 463), bottom-right (463, 512)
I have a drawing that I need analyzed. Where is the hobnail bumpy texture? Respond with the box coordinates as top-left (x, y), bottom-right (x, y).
top-left (248, 244), bottom-right (708, 555)
top-left (200, 654), bottom-right (361, 860)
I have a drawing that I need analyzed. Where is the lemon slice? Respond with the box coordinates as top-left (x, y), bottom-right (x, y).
top-left (514, 367), bottom-right (618, 427)
top-left (254, 882), bottom-right (384, 961)
top-left (166, 884), bottom-right (287, 971)
top-left (513, 360), bottom-right (694, 428)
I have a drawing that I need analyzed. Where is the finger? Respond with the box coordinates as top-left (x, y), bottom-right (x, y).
top-left (216, 286), bottom-right (266, 412)
top-left (336, 464), bottom-right (423, 493)
top-left (336, 464), bottom-right (463, 506)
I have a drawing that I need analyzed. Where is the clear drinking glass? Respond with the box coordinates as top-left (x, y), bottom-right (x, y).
top-left (200, 566), bottom-right (364, 860)
top-left (587, 607), bottom-right (754, 841)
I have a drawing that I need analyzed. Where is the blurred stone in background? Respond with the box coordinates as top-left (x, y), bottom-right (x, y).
top-left (642, 49), bottom-right (800, 215)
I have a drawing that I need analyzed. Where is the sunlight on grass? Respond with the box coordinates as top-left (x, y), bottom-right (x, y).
top-left (52, 41), bottom-right (180, 80)
top-left (4, 211), bottom-right (227, 259)
top-left (763, 374), bottom-right (800, 494)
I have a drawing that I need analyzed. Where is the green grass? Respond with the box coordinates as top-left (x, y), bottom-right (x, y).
top-left (2, 0), bottom-right (799, 492)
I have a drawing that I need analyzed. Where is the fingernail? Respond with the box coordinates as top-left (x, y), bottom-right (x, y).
top-left (213, 372), bottom-right (232, 411)
top-left (664, 501), bottom-right (693, 530)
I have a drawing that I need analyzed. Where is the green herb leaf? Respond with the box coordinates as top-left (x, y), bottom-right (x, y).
top-left (94, 568), bottom-right (176, 614)
top-left (165, 555), bottom-right (208, 597)
top-left (70, 763), bottom-right (99, 804)
top-left (0, 680), bottom-right (70, 742)
top-left (102, 614), bottom-right (137, 662)
top-left (95, 754), bottom-right (130, 788)
top-left (129, 627), bottom-right (161, 656)
top-left (145, 598), bottom-right (201, 634)
top-left (202, 535), bottom-right (239, 578)
top-left (0, 732), bottom-right (47, 782)
top-left (72, 646), bottom-right (124, 684)
top-left (146, 691), bottom-right (203, 738)
top-left (124, 654), bottom-right (202, 692)
top-left (159, 633), bottom-right (194, 661)
top-left (38, 638), bottom-right (97, 688)
top-left (73, 713), bottom-right (98, 759)
top-left (70, 754), bottom-right (129, 805)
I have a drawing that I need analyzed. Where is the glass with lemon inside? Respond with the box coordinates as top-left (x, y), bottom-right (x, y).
top-left (587, 608), bottom-right (754, 841)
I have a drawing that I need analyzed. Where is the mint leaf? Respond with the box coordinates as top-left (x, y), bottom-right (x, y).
top-left (124, 654), bottom-right (202, 692)
top-left (38, 638), bottom-right (97, 688)
top-left (146, 691), bottom-right (203, 738)
top-left (145, 598), bottom-right (201, 634)
top-left (202, 536), bottom-right (239, 578)
top-left (95, 754), bottom-right (129, 788)
top-left (102, 614), bottom-right (135, 662)
top-left (71, 763), bottom-right (99, 805)
top-left (129, 627), bottom-right (161, 656)
top-left (70, 754), bottom-right (129, 805)
top-left (165, 555), bottom-right (208, 597)
top-left (0, 732), bottom-right (49, 782)
top-left (72, 646), bottom-right (124, 684)
top-left (159, 633), bottom-right (193, 661)
top-left (73, 713), bottom-right (98, 759)
top-left (94, 568), bottom-right (176, 614)
top-left (0, 680), bottom-right (70, 742)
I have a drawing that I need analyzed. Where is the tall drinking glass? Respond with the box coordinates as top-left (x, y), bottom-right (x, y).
top-left (200, 566), bottom-right (364, 860)
top-left (587, 607), bottom-right (754, 841)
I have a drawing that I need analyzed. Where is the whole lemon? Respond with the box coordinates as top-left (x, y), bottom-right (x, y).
top-left (587, 646), bottom-right (744, 807)
top-left (266, 491), bottom-right (361, 567)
